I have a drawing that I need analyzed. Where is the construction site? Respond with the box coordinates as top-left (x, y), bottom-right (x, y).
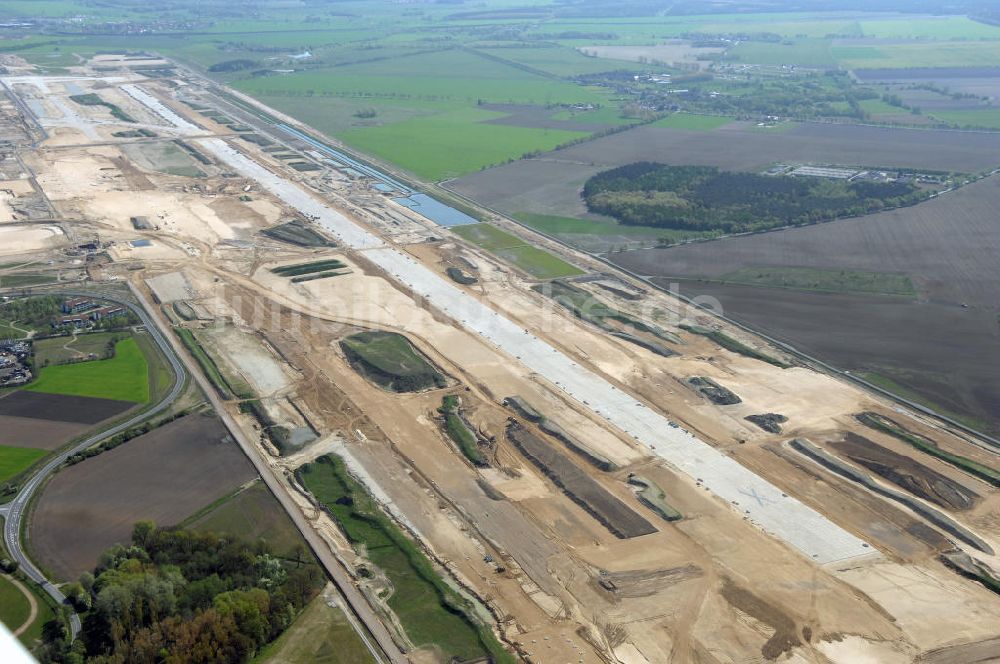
top-left (1, 51), bottom-right (999, 664)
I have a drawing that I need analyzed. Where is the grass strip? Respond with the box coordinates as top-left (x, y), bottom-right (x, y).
top-left (535, 280), bottom-right (675, 343)
top-left (680, 324), bottom-right (789, 368)
top-left (175, 328), bottom-right (251, 399)
top-left (69, 93), bottom-right (135, 123)
top-left (297, 455), bottom-right (513, 663)
top-left (438, 397), bottom-right (486, 466)
top-left (290, 270), bottom-right (349, 284)
top-left (452, 223), bottom-right (583, 280)
top-left (856, 412), bottom-right (1000, 487)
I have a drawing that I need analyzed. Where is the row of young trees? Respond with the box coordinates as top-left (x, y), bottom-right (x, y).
top-left (40, 523), bottom-right (322, 664)
top-left (583, 162), bottom-right (925, 233)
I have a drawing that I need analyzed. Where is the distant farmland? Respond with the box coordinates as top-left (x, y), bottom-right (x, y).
top-left (449, 116), bottom-right (1000, 254)
top-left (611, 176), bottom-right (1000, 433)
top-left (449, 120), bottom-right (1000, 247)
top-left (233, 48), bottom-right (607, 180)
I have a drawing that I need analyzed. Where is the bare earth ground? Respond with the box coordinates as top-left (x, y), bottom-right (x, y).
top-left (0, 391), bottom-right (135, 425)
top-left (0, 416), bottom-right (89, 450)
top-left (10, 68), bottom-right (1000, 663)
top-left (610, 176), bottom-right (1000, 432)
top-left (30, 413), bottom-right (257, 580)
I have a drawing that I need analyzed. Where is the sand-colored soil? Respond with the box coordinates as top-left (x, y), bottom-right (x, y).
top-left (11, 69), bottom-right (1000, 663)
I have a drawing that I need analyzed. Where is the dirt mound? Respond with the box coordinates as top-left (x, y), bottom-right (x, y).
top-left (688, 376), bottom-right (741, 405)
top-left (506, 421), bottom-right (655, 539)
top-left (745, 413), bottom-right (788, 434)
top-left (832, 433), bottom-right (980, 511)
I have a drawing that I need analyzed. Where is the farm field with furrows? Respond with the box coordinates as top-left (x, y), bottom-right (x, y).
top-left (30, 413), bottom-right (257, 580)
top-left (611, 175), bottom-right (1000, 433)
top-left (449, 120), bottom-right (1000, 225)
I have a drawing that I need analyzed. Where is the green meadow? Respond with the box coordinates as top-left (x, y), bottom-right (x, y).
top-left (452, 223), bottom-right (584, 279)
top-left (26, 336), bottom-right (150, 403)
top-left (0, 446), bottom-right (47, 484)
top-left (340, 108), bottom-right (588, 180)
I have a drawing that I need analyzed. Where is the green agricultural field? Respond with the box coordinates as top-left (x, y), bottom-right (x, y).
top-left (339, 108), bottom-right (588, 181)
top-left (452, 223), bottom-right (584, 279)
top-left (858, 16), bottom-right (1000, 39)
top-left (651, 114), bottom-right (733, 131)
top-left (26, 336), bottom-right (149, 403)
top-left (711, 267), bottom-right (917, 297)
top-left (451, 222), bottom-right (530, 251)
top-left (549, 106), bottom-right (640, 126)
top-left (233, 50), bottom-right (604, 106)
top-left (476, 46), bottom-right (636, 77)
top-left (183, 481), bottom-right (306, 558)
top-left (834, 41), bottom-right (1000, 69)
top-left (495, 245), bottom-right (586, 279)
top-left (247, 95), bottom-right (453, 137)
top-left (0, 445), bottom-right (47, 483)
top-left (725, 39), bottom-right (837, 68)
top-left (930, 109), bottom-right (1000, 130)
top-left (858, 98), bottom-right (906, 117)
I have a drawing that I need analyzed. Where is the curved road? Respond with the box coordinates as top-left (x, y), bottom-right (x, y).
top-left (1, 287), bottom-right (186, 639)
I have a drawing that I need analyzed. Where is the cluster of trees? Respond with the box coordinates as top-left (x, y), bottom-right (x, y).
top-left (41, 523), bottom-right (322, 664)
top-left (0, 296), bottom-right (62, 334)
top-left (207, 59), bottom-right (259, 73)
top-left (583, 162), bottom-right (924, 233)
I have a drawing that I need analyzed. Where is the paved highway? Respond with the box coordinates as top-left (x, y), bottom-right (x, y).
top-left (1, 287), bottom-right (187, 640)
